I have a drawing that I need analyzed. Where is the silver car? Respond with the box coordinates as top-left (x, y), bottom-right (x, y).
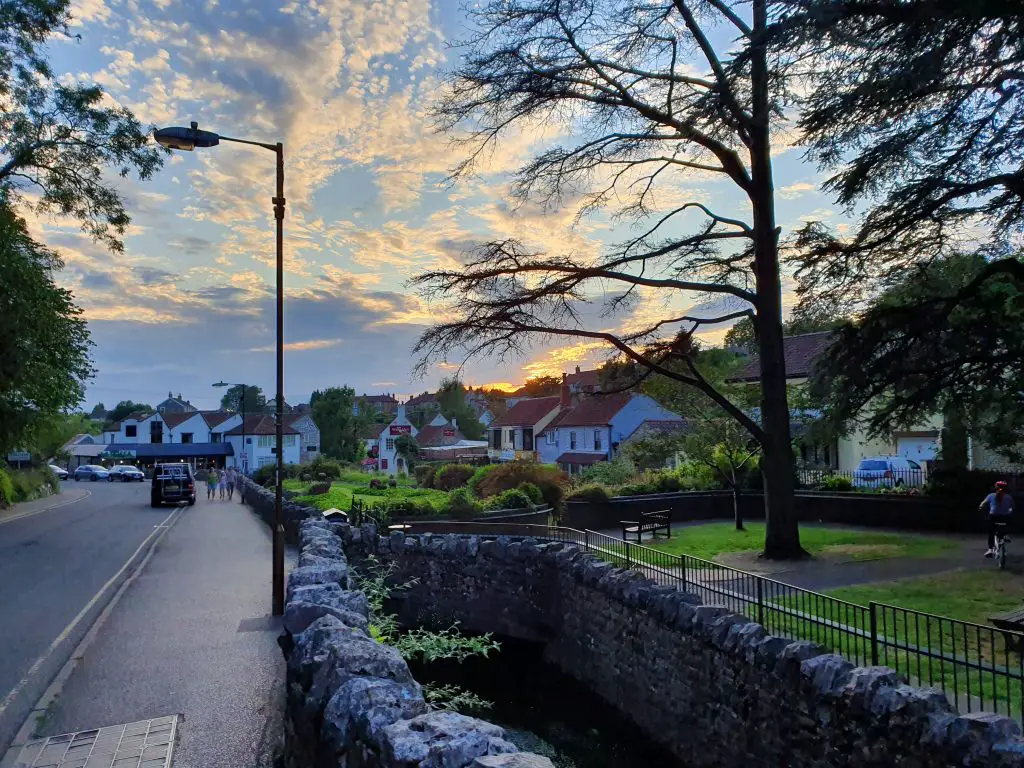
top-left (109, 465), bottom-right (146, 482)
top-left (48, 464), bottom-right (68, 480)
top-left (73, 464), bottom-right (110, 482)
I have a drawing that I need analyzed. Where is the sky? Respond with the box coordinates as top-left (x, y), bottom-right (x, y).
top-left (33, 0), bottom-right (840, 412)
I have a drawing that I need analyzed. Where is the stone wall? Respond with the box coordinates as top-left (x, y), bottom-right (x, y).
top-left (237, 475), bottom-right (316, 544)
top-left (280, 518), bottom-right (554, 768)
top-left (350, 530), bottom-right (1024, 768)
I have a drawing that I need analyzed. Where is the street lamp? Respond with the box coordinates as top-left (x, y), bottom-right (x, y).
top-left (212, 381), bottom-right (248, 475)
top-left (159, 121), bottom-right (286, 617)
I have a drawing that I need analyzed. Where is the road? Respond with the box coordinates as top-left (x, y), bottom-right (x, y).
top-left (0, 479), bottom-right (175, 754)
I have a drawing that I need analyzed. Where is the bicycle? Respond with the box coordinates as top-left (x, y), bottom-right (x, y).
top-left (993, 522), bottom-right (1011, 570)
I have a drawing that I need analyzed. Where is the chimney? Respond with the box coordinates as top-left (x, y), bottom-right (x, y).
top-left (452, 417), bottom-right (458, 430)
top-left (397, 402), bottom-right (407, 421)
top-left (575, 365), bottom-right (581, 374)
top-left (560, 381), bottom-right (571, 408)
top-left (168, 391), bottom-right (173, 399)
top-left (562, 372), bottom-right (567, 382)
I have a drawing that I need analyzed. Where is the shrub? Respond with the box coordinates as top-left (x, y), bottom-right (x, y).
top-left (445, 487), bottom-right (483, 518)
top-left (379, 498), bottom-right (438, 518)
top-left (413, 464), bottom-right (436, 488)
top-left (467, 463), bottom-right (502, 495)
top-left (485, 488), bottom-right (534, 510)
top-left (472, 461), bottom-right (568, 501)
top-left (434, 464), bottom-right (475, 491)
top-left (307, 455), bottom-right (344, 479)
top-left (820, 475), bottom-right (853, 492)
top-left (579, 458), bottom-right (636, 486)
top-left (566, 483), bottom-right (611, 503)
top-left (252, 464), bottom-right (276, 486)
top-left (516, 482), bottom-right (542, 504)
top-left (0, 468), bottom-right (14, 507)
top-left (307, 482), bottom-right (332, 495)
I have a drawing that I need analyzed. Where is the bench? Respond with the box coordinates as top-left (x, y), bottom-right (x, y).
top-left (990, 605), bottom-right (1024, 654)
top-left (620, 510), bottom-right (672, 543)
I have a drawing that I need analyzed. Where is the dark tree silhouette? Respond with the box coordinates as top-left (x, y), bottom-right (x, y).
top-left (413, 0), bottom-right (804, 556)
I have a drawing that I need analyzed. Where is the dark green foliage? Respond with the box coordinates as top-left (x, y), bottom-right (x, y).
top-left (106, 400), bottom-right (152, 423)
top-left (394, 434), bottom-right (419, 472)
top-left (377, 498), bottom-right (438, 519)
top-left (484, 488), bottom-right (533, 511)
top-left (566, 483), bottom-right (612, 503)
top-left (0, 203), bottom-right (92, 456)
top-left (307, 455), bottom-right (344, 480)
top-left (311, 387), bottom-right (367, 462)
top-left (433, 463), bottom-right (475, 491)
top-left (445, 487), bottom-right (483, 518)
top-left (616, 471), bottom-right (686, 497)
top-left (819, 475), bottom-right (853, 493)
top-left (467, 464), bottom-right (500, 495)
top-left (471, 462), bottom-right (568, 509)
top-left (810, 253), bottom-right (1024, 461)
top-left (88, 403), bottom-right (106, 419)
top-left (436, 378), bottom-right (485, 440)
top-left (413, 464), bottom-right (436, 488)
top-left (219, 385), bottom-right (265, 414)
top-left (0, 465), bottom-right (58, 505)
top-left (516, 482), bottom-right (542, 504)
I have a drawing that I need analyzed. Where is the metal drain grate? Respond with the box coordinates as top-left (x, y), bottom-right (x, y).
top-left (10, 715), bottom-right (177, 767)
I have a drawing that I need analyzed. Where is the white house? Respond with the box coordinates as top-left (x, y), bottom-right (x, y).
top-left (378, 404), bottom-right (418, 475)
top-left (222, 415), bottom-right (301, 471)
top-left (537, 390), bottom-right (683, 473)
top-left (486, 396), bottom-right (562, 462)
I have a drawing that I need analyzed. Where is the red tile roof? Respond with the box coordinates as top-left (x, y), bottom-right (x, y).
top-left (416, 423), bottom-right (465, 447)
top-left (223, 415), bottom-right (298, 436)
top-left (357, 393), bottom-right (398, 403)
top-left (555, 452), bottom-right (607, 466)
top-left (732, 332), bottom-right (833, 382)
top-left (201, 410), bottom-right (237, 428)
top-left (161, 411), bottom-right (199, 428)
top-left (543, 392), bottom-right (632, 430)
top-left (489, 396), bottom-right (561, 427)
top-left (405, 391), bottom-right (438, 407)
top-left (565, 368), bottom-right (600, 389)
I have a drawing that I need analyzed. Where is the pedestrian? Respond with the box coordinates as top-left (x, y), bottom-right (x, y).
top-left (207, 465), bottom-right (219, 500)
top-left (226, 466), bottom-right (236, 501)
top-left (218, 467), bottom-right (228, 499)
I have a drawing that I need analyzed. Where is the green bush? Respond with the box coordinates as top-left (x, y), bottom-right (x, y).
top-left (445, 487), bottom-right (483, 518)
top-left (413, 464), bottom-right (436, 488)
top-left (516, 482), bottom-right (542, 504)
top-left (252, 464), bottom-right (276, 485)
top-left (307, 482), bottom-right (332, 495)
top-left (307, 455), bottom-right (344, 479)
top-left (467, 463), bottom-right (502, 494)
top-left (434, 464), bottom-right (475, 491)
top-left (378, 498), bottom-right (438, 518)
top-left (579, 458), bottom-right (636, 486)
top-left (485, 488), bottom-right (534, 511)
top-left (0, 467), bottom-right (14, 506)
top-left (472, 462), bottom-right (568, 502)
top-left (820, 474), bottom-right (853, 492)
top-left (566, 483), bottom-right (612, 503)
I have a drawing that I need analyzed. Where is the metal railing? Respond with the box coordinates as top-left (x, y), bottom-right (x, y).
top-left (797, 467), bottom-right (927, 490)
top-left (396, 520), bottom-right (1024, 724)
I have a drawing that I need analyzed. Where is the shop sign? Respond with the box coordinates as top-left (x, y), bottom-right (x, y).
top-left (101, 448), bottom-right (137, 459)
top-left (389, 425), bottom-right (412, 436)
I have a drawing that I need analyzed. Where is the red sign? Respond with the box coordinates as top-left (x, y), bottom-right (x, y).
top-left (389, 424), bottom-right (412, 436)
top-left (442, 428), bottom-right (456, 437)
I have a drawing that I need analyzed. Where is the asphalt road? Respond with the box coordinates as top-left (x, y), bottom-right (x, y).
top-left (0, 479), bottom-right (175, 754)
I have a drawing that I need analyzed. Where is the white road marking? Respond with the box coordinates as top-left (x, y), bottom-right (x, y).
top-left (0, 507), bottom-right (181, 718)
top-left (0, 491), bottom-right (92, 527)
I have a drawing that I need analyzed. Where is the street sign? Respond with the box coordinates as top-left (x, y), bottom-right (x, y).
top-left (240, 451), bottom-right (248, 459)
top-left (6, 451), bottom-right (30, 462)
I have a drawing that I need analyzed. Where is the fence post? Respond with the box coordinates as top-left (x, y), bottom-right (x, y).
top-left (869, 602), bottom-right (879, 666)
top-left (625, 542), bottom-right (632, 570)
top-left (584, 529), bottom-right (590, 552)
top-left (756, 577), bottom-right (765, 627)
top-left (679, 555), bottom-right (687, 591)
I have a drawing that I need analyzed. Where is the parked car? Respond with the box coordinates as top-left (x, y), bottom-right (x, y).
top-left (48, 464), bottom-right (68, 480)
top-left (109, 465), bottom-right (145, 482)
top-left (151, 463), bottom-right (196, 507)
top-left (74, 464), bottom-right (110, 482)
top-left (852, 456), bottom-right (925, 488)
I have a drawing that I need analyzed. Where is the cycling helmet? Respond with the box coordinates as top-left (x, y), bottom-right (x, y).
top-left (995, 480), bottom-right (1009, 490)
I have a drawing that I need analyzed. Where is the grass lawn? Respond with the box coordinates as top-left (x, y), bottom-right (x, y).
top-left (646, 522), bottom-right (959, 562)
top-left (283, 477), bottom-right (450, 513)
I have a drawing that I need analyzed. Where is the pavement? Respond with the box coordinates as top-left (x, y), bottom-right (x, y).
top-left (0, 480), bottom-right (293, 768)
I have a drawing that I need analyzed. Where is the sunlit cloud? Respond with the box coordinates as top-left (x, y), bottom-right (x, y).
top-left (250, 338), bottom-right (344, 353)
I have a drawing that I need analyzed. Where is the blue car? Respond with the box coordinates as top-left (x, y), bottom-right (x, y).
top-left (73, 464), bottom-right (110, 482)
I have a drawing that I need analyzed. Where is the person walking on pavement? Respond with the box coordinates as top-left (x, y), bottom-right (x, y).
top-left (217, 467), bottom-right (228, 499)
top-left (207, 465), bottom-right (219, 500)
top-left (226, 466), bottom-right (236, 500)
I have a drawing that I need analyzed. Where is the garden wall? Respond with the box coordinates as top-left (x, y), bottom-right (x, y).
top-left (280, 519), bottom-right (554, 768)
top-left (237, 475), bottom-right (317, 545)
top-left (564, 490), bottom-right (1006, 534)
top-left (348, 528), bottom-right (1024, 767)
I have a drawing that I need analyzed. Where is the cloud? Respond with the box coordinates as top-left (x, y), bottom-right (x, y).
top-left (249, 338), bottom-right (344, 353)
top-left (778, 181), bottom-right (816, 200)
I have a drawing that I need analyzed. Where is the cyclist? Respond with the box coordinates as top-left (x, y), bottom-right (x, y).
top-left (981, 480), bottom-right (1015, 557)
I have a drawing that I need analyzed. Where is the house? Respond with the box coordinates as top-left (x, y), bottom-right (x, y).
top-left (405, 391), bottom-right (440, 427)
top-left (200, 411), bottom-right (241, 443)
top-left (416, 413), bottom-right (466, 449)
top-left (729, 331), bottom-right (961, 471)
top-left (486, 396), bottom-right (562, 462)
top-left (358, 423), bottom-right (385, 459)
top-left (100, 410), bottom-right (234, 470)
top-left (374, 404), bottom-right (417, 475)
top-left (266, 397), bottom-right (293, 414)
top-left (564, 366), bottom-right (602, 395)
top-left (286, 412), bottom-right (321, 463)
top-left (222, 415), bottom-right (300, 471)
top-left (156, 392), bottom-right (197, 414)
top-left (353, 393), bottom-right (399, 417)
top-left (537, 389), bottom-right (683, 473)
top-left (619, 419), bottom-right (692, 468)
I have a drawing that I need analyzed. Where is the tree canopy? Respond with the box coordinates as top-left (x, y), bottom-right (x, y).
top-left (106, 400), bottom-right (153, 423)
top-left (0, 201), bottom-right (92, 455)
top-left (437, 378), bottom-right (485, 440)
top-left (518, 376), bottom-right (561, 398)
top-left (414, 0), bottom-right (805, 556)
top-left (219, 384), bottom-right (266, 415)
top-left (88, 402), bottom-right (106, 419)
top-left (311, 386), bottom-right (368, 462)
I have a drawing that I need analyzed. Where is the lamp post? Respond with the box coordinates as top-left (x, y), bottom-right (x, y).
top-left (212, 381), bottom-right (248, 475)
top-left (160, 122), bottom-right (285, 616)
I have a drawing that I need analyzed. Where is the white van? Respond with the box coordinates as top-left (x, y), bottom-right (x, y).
top-left (852, 456), bottom-right (925, 488)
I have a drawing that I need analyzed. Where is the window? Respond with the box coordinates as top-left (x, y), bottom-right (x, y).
top-left (490, 429), bottom-right (501, 449)
top-left (284, 435), bottom-right (296, 447)
top-left (125, 424), bottom-right (137, 438)
top-left (594, 430), bottom-right (602, 451)
top-left (258, 457), bottom-right (273, 467)
top-left (381, 458), bottom-right (388, 470)
top-left (386, 438), bottom-right (395, 451)
top-left (211, 433), bottom-right (222, 443)
top-left (824, 445), bottom-right (831, 466)
top-left (546, 431), bottom-right (556, 445)
top-left (307, 445), bottom-right (318, 453)
top-left (181, 433), bottom-right (193, 444)
top-left (258, 435), bottom-right (274, 448)
top-left (150, 421), bottom-right (163, 442)
top-left (506, 429), bottom-right (514, 446)
top-left (570, 431), bottom-right (577, 450)
top-left (523, 428), bottom-right (534, 451)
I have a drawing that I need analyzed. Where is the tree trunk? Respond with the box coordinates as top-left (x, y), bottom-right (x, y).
top-left (732, 482), bottom-right (744, 531)
top-left (749, 0), bottom-right (803, 559)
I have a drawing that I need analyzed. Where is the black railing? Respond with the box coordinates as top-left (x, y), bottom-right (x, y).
top-left (797, 467), bottom-right (927, 490)
top-left (395, 520), bottom-right (1024, 725)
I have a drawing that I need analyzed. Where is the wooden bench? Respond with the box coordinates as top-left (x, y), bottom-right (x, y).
top-left (990, 605), bottom-right (1024, 653)
top-left (620, 510), bottom-right (672, 543)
